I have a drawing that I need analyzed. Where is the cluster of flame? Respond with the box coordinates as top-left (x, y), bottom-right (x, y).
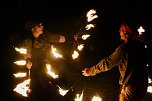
top-left (13, 8), bottom-right (151, 101)
top-left (71, 9), bottom-right (98, 60)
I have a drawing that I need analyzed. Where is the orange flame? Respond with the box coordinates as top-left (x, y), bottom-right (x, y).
top-left (74, 91), bottom-right (83, 101)
top-left (14, 60), bottom-right (26, 65)
top-left (51, 45), bottom-right (62, 58)
top-left (46, 64), bottom-right (59, 79)
top-left (15, 47), bottom-right (27, 54)
top-left (92, 96), bottom-right (102, 101)
top-left (57, 85), bottom-right (69, 96)
top-left (13, 79), bottom-right (31, 97)
top-left (86, 9), bottom-right (98, 22)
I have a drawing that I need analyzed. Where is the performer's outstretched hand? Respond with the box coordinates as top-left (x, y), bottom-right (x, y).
top-left (26, 61), bottom-right (32, 69)
top-left (82, 68), bottom-right (90, 76)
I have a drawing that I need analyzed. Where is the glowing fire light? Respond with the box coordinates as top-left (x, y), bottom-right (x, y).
top-left (14, 60), bottom-right (26, 65)
top-left (147, 86), bottom-right (152, 93)
top-left (85, 24), bottom-right (95, 30)
top-left (57, 85), bottom-right (69, 96)
top-left (148, 77), bottom-right (152, 84)
top-left (86, 9), bottom-right (98, 22)
top-left (74, 91), bottom-right (83, 101)
top-left (46, 64), bottom-right (59, 79)
top-left (15, 47), bottom-right (27, 54)
top-left (147, 77), bottom-right (152, 93)
top-left (137, 26), bottom-right (145, 35)
top-left (72, 51), bottom-right (79, 59)
top-left (13, 72), bottom-right (27, 77)
top-left (13, 79), bottom-right (31, 97)
top-left (51, 45), bottom-right (62, 58)
top-left (77, 44), bottom-right (84, 51)
top-left (82, 35), bottom-right (90, 40)
top-left (92, 96), bottom-right (102, 101)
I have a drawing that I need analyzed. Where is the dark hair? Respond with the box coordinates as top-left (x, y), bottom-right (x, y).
top-left (24, 17), bottom-right (43, 31)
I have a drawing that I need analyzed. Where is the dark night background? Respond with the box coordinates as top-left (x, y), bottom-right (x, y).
top-left (1, 0), bottom-right (152, 101)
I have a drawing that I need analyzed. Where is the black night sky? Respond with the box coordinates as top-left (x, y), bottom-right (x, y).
top-left (1, 0), bottom-right (152, 101)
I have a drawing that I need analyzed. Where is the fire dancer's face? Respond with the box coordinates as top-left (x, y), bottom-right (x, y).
top-left (31, 23), bottom-right (44, 38)
top-left (119, 30), bottom-right (129, 43)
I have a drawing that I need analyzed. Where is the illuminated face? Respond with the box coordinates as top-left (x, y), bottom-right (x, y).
top-left (31, 23), bottom-right (44, 38)
top-left (119, 30), bottom-right (128, 42)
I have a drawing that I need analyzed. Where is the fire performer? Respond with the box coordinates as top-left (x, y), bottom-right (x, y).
top-left (82, 23), bottom-right (148, 101)
top-left (22, 17), bottom-right (78, 101)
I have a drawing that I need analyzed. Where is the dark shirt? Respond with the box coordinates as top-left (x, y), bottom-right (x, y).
top-left (22, 31), bottom-right (64, 73)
